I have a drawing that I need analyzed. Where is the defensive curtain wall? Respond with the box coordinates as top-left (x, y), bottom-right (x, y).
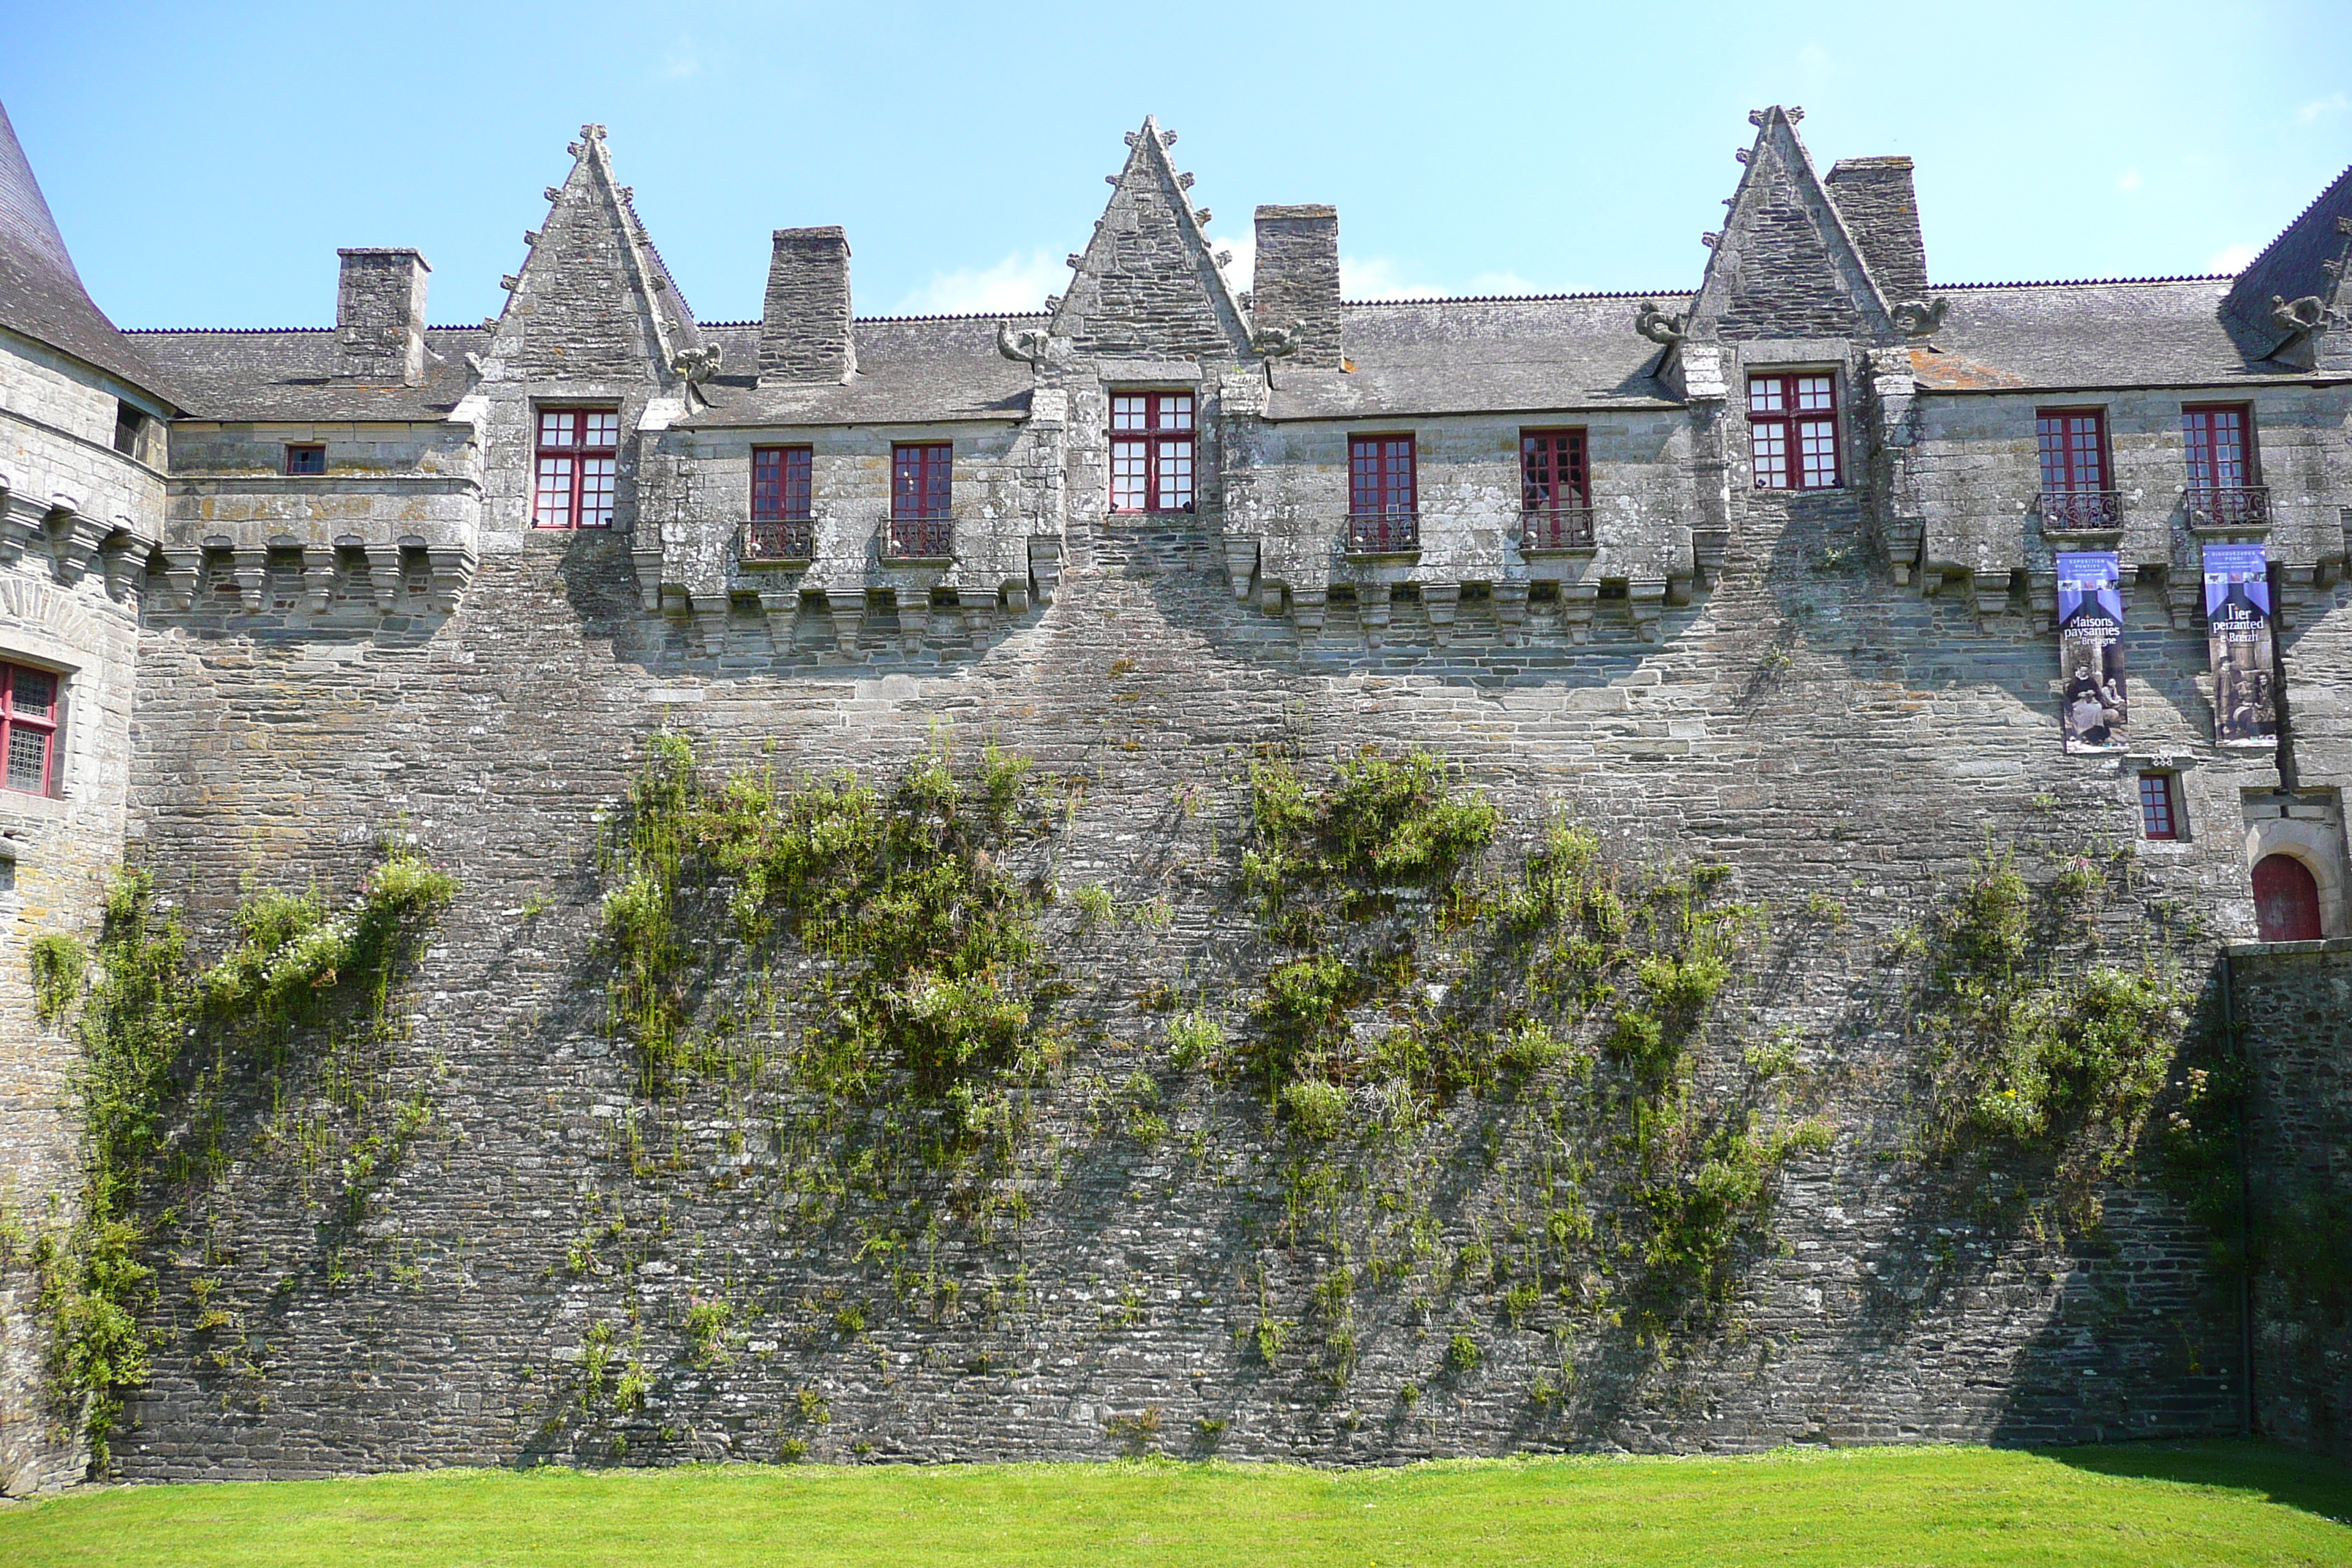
top-left (0, 103), bottom-right (2348, 1488)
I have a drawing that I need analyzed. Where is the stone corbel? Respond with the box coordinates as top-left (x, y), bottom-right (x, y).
top-left (687, 592), bottom-right (732, 657)
top-left (1972, 569), bottom-right (2015, 627)
top-left (825, 587), bottom-right (867, 657)
top-left (1258, 579), bottom-right (1284, 617)
top-left (757, 589), bottom-right (798, 652)
top-left (630, 543), bottom-right (667, 612)
top-left (1665, 570), bottom-right (1695, 608)
top-left (49, 512), bottom-right (113, 586)
top-left (224, 547), bottom-right (267, 608)
top-left (1493, 581), bottom-right (1529, 647)
top-left (361, 543), bottom-right (406, 612)
top-left (1423, 582), bottom-right (1460, 646)
top-left (423, 545), bottom-right (476, 614)
top-left (894, 585), bottom-right (930, 652)
top-left (99, 536), bottom-right (145, 603)
top-left (300, 545), bottom-right (339, 612)
top-left (1357, 581), bottom-right (1392, 647)
top-left (1883, 519), bottom-right (1926, 587)
top-left (1628, 578), bottom-right (1667, 641)
top-left (1000, 578), bottom-right (1029, 617)
top-left (2026, 570), bottom-right (2058, 634)
top-left (957, 586), bottom-right (997, 649)
top-left (1559, 579), bottom-right (1599, 644)
top-left (1028, 536), bottom-right (1063, 607)
top-left (0, 495), bottom-right (48, 564)
top-left (1291, 587), bottom-right (1327, 640)
top-left (1692, 527), bottom-right (1731, 589)
top-left (151, 548), bottom-right (201, 611)
top-left (1224, 537), bottom-right (1260, 601)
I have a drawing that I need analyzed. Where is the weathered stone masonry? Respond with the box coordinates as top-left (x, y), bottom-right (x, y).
top-left (0, 99), bottom-right (2349, 1486)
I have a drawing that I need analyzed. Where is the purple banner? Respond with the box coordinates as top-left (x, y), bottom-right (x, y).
top-left (2204, 543), bottom-right (2277, 747)
top-left (2057, 551), bottom-right (2127, 752)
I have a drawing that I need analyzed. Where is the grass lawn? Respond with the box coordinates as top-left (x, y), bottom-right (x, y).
top-left (1, 1440), bottom-right (2345, 1567)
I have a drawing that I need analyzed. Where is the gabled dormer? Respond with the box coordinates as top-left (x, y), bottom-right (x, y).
top-left (1686, 106), bottom-right (1900, 345)
top-left (478, 123), bottom-right (704, 385)
top-left (1047, 117), bottom-right (1254, 366)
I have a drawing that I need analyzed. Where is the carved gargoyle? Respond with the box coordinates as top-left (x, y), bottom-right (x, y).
top-left (1634, 300), bottom-right (1686, 346)
top-left (996, 321), bottom-right (1051, 366)
top-left (2272, 294), bottom-right (2329, 335)
top-left (1891, 298), bottom-right (1949, 339)
top-left (1251, 320), bottom-right (1310, 358)
top-left (671, 344), bottom-right (723, 385)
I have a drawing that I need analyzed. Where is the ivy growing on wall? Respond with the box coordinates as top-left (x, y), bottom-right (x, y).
top-left (17, 843), bottom-right (454, 1472)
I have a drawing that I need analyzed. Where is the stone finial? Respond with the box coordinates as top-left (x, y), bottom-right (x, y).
top-left (1635, 301), bottom-right (1687, 345)
top-left (1159, 130), bottom-right (1176, 146)
top-left (1195, 208), bottom-right (1211, 225)
top-left (567, 142), bottom-right (581, 157)
top-left (546, 186), bottom-right (563, 203)
top-left (1700, 232), bottom-right (1720, 248)
top-left (1787, 106), bottom-right (1803, 121)
top-left (996, 322), bottom-right (1050, 366)
top-left (1735, 149), bottom-right (1750, 164)
top-left (1177, 172), bottom-right (1196, 189)
top-left (1749, 109), bottom-right (1768, 127)
top-left (1891, 298), bottom-right (1950, 338)
top-left (581, 123), bottom-right (606, 141)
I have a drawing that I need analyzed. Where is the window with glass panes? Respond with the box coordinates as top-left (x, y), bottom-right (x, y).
top-left (1520, 429), bottom-right (1591, 546)
top-left (891, 442), bottom-right (954, 557)
top-left (1109, 392), bottom-right (1195, 512)
top-left (0, 662), bottom-right (60, 796)
top-left (2036, 409), bottom-right (2108, 492)
top-left (533, 408), bottom-right (621, 529)
top-left (1748, 374), bottom-right (1839, 489)
top-left (749, 445), bottom-right (814, 557)
top-left (2182, 405), bottom-right (2251, 489)
top-left (2138, 772), bottom-right (2179, 840)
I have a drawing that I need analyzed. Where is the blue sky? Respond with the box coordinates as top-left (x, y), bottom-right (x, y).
top-left (4, 1), bottom-right (2348, 331)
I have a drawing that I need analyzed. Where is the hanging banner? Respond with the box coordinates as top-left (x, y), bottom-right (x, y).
top-left (2204, 543), bottom-right (2278, 747)
top-left (2056, 551), bottom-right (2127, 752)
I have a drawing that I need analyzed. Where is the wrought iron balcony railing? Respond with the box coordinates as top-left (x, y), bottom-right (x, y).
top-left (886, 513), bottom-right (955, 561)
top-left (2185, 485), bottom-right (2270, 529)
top-left (2035, 489), bottom-right (2125, 532)
top-left (1520, 505), bottom-right (1596, 551)
top-left (741, 519), bottom-right (813, 562)
top-left (1346, 510), bottom-right (1420, 554)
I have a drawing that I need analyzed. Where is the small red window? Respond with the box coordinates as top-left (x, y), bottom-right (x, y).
top-left (1108, 392), bottom-right (1195, 513)
top-left (748, 445), bottom-right (814, 559)
top-left (1348, 434), bottom-right (1417, 551)
top-left (1749, 374), bottom-right (1839, 489)
top-left (284, 444), bottom-right (325, 475)
top-left (0, 662), bottom-right (60, 796)
top-left (2183, 404), bottom-right (2252, 489)
top-left (534, 408), bottom-right (621, 529)
top-left (2137, 772), bottom-right (2178, 840)
top-left (891, 442), bottom-right (953, 558)
top-left (2037, 409), bottom-right (2109, 493)
top-left (1520, 429), bottom-right (1591, 548)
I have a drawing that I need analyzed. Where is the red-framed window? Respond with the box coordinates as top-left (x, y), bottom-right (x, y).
top-left (2138, 772), bottom-right (2179, 840)
top-left (748, 445), bottom-right (814, 559)
top-left (1749, 374), bottom-right (1839, 489)
top-left (891, 442), bottom-right (954, 558)
top-left (0, 662), bottom-right (61, 796)
top-left (2037, 408), bottom-right (2109, 492)
top-left (1520, 428), bottom-right (1591, 548)
top-left (533, 407), bottom-right (621, 529)
top-left (284, 444), bottom-right (325, 476)
top-left (2183, 404), bottom-right (2253, 489)
top-left (1348, 434), bottom-right (1417, 551)
top-left (1109, 391), bottom-right (1195, 513)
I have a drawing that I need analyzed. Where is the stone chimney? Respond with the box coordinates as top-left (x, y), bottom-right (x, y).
top-left (335, 248), bottom-right (430, 384)
top-left (1251, 205), bottom-right (1341, 370)
top-left (1823, 159), bottom-right (1929, 302)
top-left (760, 227), bottom-right (856, 385)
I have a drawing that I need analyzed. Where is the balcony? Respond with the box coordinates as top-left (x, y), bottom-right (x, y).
top-left (2035, 489), bottom-right (2125, 533)
top-left (2185, 485), bottom-right (2270, 530)
top-left (1346, 510), bottom-right (1420, 555)
top-left (740, 519), bottom-right (813, 564)
top-left (1520, 505), bottom-right (1596, 551)
top-left (886, 513), bottom-right (954, 562)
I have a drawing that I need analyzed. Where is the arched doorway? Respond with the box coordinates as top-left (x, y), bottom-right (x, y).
top-left (2253, 853), bottom-right (2324, 942)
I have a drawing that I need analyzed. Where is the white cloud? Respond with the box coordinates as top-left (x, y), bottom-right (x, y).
top-left (2117, 168), bottom-right (2143, 192)
top-left (1207, 233), bottom-right (1255, 293)
top-left (894, 250), bottom-right (1063, 315)
top-left (2296, 91), bottom-right (2349, 124)
top-left (2206, 242), bottom-right (2261, 274)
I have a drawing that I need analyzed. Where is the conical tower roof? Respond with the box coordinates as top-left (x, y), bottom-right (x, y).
top-left (0, 97), bottom-right (171, 403)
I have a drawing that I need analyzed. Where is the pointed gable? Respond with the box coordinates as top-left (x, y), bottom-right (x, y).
top-left (485, 123), bottom-right (702, 382)
top-left (2220, 162), bottom-right (2352, 367)
top-left (1048, 117), bottom-right (1252, 363)
top-left (1690, 106), bottom-right (1894, 344)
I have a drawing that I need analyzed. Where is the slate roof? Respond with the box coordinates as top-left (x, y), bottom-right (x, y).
top-left (1912, 279), bottom-right (2304, 392)
top-left (124, 326), bottom-right (486, 421)
top-left (1264, 294), bottom-right (1684, 419)
top-left (0, 98), bottom-right (173, 404)
top-left (681, 316), bottom-right (1037, 427)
